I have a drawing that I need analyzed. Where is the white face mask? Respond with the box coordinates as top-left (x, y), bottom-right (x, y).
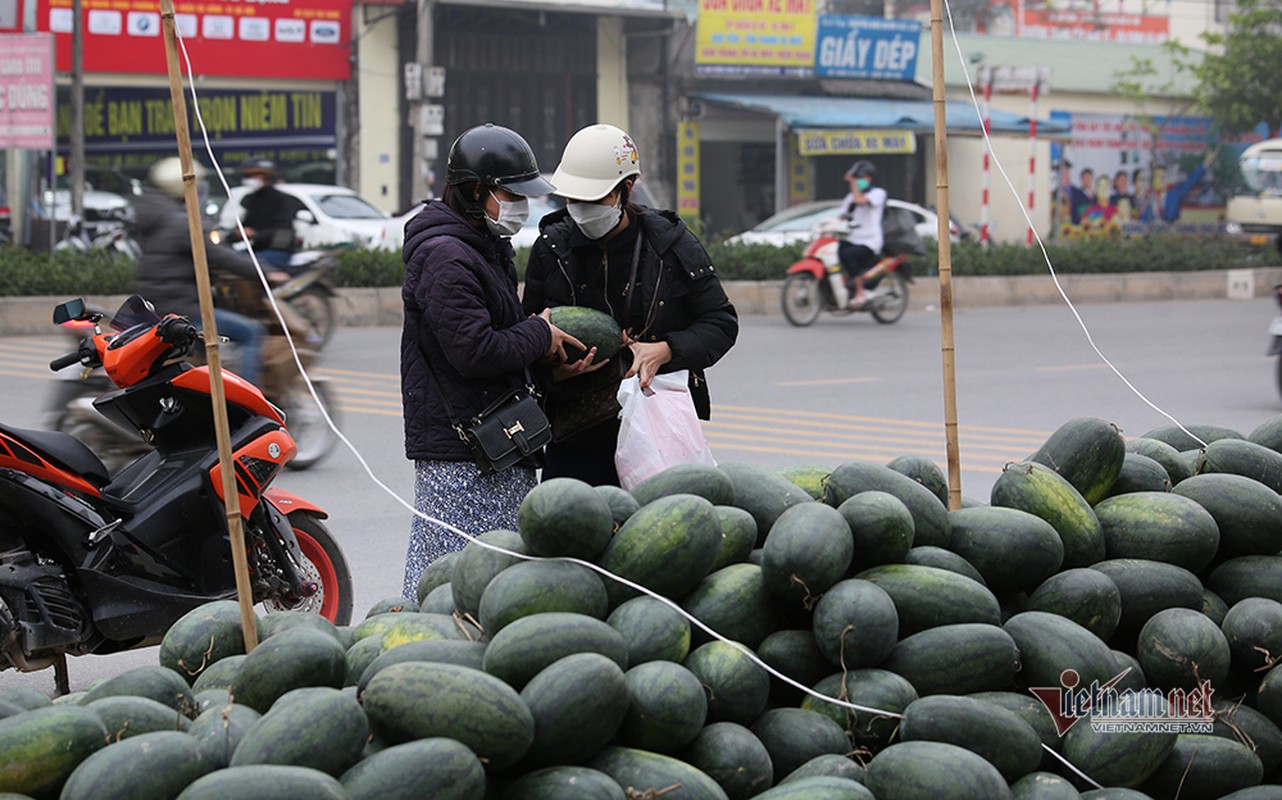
top-left (241, 177), bottom-right (265, 191)
top-left (485, 192), bottom-right (529, 237)
top-left (568, 197), bottom-right (622, 240)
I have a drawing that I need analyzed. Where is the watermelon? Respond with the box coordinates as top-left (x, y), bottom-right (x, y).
top-left (879, 623), bottom-right (1020, 696)
top-left (1195, 438), bottom-right (1282, 494)
top-left (159, 601), bottom-right (257, 686)
top-left (1003, 611), bottom-right (1119, 691)
top-left (898, 694), bottom-right (1043, 781)
top-left (1222, 598), bottom-right (1282, 674)
top-left (518, 478), bottom-right (614, 559)
top-left (991, 460), bottom-right (1104, 569)
top-left (1030, 415), bottom-right (1127, 505)
top-left (606, 595), bottom-right (692, 665)
top-left (946, 506), bottom-right (1064, 594)
top-left (1135, 607), bottom-right (1230, 690)
top-left (1206, 555), bottom-right (1282, 607)
top-left (680, 722), bottom-right (774, 800)
top-left (187, 702), bottom-right (261, 768)
top-left (1026, 568), bottom-right (1123, 641)
top-left (633, 464), bottom-right (736, 507)
top-left (865, 741), bottom-right (1012, 800)
top-left (1094, 491), bottom-right (1220, 574)
top-left (81, 664), bottom-right (196, 715)
top-left (85, 695), bottom-right (191, 740)
top-left (855, 564), bottom-right (1000, 636)
top-left (902, 546), bottom-right (986, 586)
top-left (60, 731), bottom-right (213, 800)
top-left (810, 578), bottom-right (899, 668)
top-left (1061, 706), bottom-right (1178, 788)
top-left (520, 652), bottom-right (629, 766)
top-left (1140, 734), bottom-right (1263, 800)
top-left (339, 738), bottom-right (486, 800)
top-left (0, 706), bottom-right (109, 799)
top-left (618, 661), bottom-right (708, 753)
top-left (229, 687), bottom-right (368, 776)
top-left (547, 305), bottom-right (623, 363)
top-left (681, 563), bottom-right (782, 651)
top-left (356, 638), bottom-right (487, 692)
top-left (476, 559), bottom-right (609, 635)
top-left (719, 462), bottom-right (814, 539)
top-left (361, 661), bottom-right (534, 771)
top-left (1140, 423), bottom-right (1243, 452)
top-left (823, 461), bottom-right (950, 548)
top-left (588, 746), bottom-right (730, 800)
top-left (596, 493), bottom-right (722, 607)
top-left (885, 454), bottom-right (950, 507)
top-left (1172, 473), bottom-right (1282, 557)
top-left (173, 764), bottom-right (348, 799)
top-left (1103, 452), bottom-right (1171, 496)
top-left (505, 766), bottom-right (626, 800)
top-left (712, 505), bottom-right (758, 570)
top-left (802, 669), bottom-right (917, 750)
top-left (449, 529), bottom-right (528, 618)
top-left (1126, 437), bottom-right (1193, 484)
top-left (683, 640), bottom-right (770, 727)
top-left (838, 490), bottom-right (915, 568)
top-left (750, 708), bottom-right (850, 778)
top-left (482, 612), bottom-right (629, 690)
top-left (761, 502), bottom-right (854, 606)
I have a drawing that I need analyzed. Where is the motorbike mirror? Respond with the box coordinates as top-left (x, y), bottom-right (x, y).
top-left (295, 209), bottom-right (318, 225)
top-left (53, 298), bottom-right (87, 325)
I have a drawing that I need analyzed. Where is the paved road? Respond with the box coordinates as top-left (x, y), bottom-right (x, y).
top-left (1, 295), bottom-right (1278, 693)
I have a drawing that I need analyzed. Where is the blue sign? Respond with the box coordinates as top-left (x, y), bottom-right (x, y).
top-left (814, 15), bottom-right (921, 80)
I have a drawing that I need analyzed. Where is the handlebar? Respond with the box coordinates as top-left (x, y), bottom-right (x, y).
top-left (49, 351), bottom-right (83, 371)
top-left (159, 317), bottom-right (200, 345)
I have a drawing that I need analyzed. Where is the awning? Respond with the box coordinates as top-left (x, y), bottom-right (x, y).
top-left (692, 92), bottom-right (1071, 136)
top-left (437, 0), bottom-right (681, 18)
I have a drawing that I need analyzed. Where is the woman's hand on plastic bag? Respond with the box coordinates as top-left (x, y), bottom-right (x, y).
top-left (625, 339), bottom-right (672, 389)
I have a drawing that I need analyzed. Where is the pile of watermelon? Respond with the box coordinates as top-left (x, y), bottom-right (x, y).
top-left (5, 414), bottom-right (1282, 800)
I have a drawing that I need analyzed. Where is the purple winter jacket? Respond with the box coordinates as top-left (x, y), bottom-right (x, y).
top-left (400, 201), bottom-right (552, 462)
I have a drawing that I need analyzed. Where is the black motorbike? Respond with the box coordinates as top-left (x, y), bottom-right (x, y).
top-left (1, 296), bottom-right (353, 678)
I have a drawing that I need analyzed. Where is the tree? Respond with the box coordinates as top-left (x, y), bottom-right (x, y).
top-left (1180, 0), bottom-right (1282, 137)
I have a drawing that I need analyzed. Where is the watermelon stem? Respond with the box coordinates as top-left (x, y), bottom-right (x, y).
top-left (625, 784), bottom-right (683, 799)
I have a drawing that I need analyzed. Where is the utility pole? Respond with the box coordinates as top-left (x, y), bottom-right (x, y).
top-left (70, 0), bottom-right (84, 231)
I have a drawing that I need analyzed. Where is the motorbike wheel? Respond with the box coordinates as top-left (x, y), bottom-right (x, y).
top-left (781, 273), bottom-right (824, 327)
top-left (284, 379), bottom-right (341, 471)
top-left (870, 271), bottom-right (910, 324)
top-left (287, 289), bottom-right (335, 350)
top-left (261, 511), bottom-right (354, 625)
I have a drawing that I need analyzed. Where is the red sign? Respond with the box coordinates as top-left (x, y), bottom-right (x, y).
top-left (0, 33), bottom-right (55, 148)
top-left (1021, 8), bottom-right (1168, 43)
top-left (36, 0), bottom-right (352, 80)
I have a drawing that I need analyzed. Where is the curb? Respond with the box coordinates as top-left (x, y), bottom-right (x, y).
top-left (4, 267), bottom-right (1279, 337)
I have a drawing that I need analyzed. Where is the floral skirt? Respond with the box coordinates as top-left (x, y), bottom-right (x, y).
top-left (402, 459), bottom-right (536, 601)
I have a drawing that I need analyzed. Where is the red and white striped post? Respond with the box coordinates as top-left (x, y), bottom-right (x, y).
top-left (1027, 77), bottom-right (1039, 245)
top-left (980, 66), bottom-right (993, 248)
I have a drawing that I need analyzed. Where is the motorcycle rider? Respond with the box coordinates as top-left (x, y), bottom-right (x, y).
top-left (236, 158), bottom-right (307, 268)
top-left (134, 157), bottom-right (287, 388)
top-left (838, 160), bottom-right (887, 310)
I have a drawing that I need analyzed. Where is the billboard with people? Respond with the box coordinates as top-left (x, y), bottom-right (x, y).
top-left (1049, 111), bottom-right (1261, 239)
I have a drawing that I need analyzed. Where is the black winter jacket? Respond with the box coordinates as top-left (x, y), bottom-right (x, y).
top-left (522, 206), bottom-right (738, 419)
top-left (133, 188), bottom-right (260, 319)
top-left (400, 201), bottom-right (552, 462)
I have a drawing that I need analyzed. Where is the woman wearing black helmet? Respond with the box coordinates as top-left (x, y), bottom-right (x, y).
top-left (399, 123), bottom-right (584, 599)
top-left (839, 160), bottom-right (887, 309)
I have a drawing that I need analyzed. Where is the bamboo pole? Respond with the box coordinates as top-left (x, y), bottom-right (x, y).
top-left (930, 0), bottom-right (963, 511)
top-left (159, 0), bottom-right (259, 652)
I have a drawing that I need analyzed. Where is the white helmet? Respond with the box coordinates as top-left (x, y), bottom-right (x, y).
top-left (551, 123), bottom-right (641, 201)
top-left (148, 157), bottom-right (206, 200)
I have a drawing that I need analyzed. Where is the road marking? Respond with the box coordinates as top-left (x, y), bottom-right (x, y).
top-left (1036, 364), bottom-right (1110, 372)
top-left (774, 377), bottom-right (881, 387)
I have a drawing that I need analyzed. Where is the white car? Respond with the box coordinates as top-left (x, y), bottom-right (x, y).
top-left (726, 199), bottom-right (961, 247)
top-left (41, 186), bottom-right (135, 238)
top-left (218, 183), bottom-right (402, 250)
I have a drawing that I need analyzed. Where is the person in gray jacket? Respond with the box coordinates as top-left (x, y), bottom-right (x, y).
top-left (134, 157), bottom-right (286, 388)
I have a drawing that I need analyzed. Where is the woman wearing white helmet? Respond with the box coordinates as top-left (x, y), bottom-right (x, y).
top-left (523, 123), bottom-right (739, 486)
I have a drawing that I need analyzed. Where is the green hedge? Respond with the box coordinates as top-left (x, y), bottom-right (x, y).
top-left (0, 234), bottom-right (1264, 297)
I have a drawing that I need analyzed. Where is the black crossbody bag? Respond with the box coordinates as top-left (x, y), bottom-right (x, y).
top-left (424, 363), bottom-right (551, 474)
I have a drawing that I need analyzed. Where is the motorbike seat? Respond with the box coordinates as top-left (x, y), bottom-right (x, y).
top-left (0, 422), bottom-right (111, 487)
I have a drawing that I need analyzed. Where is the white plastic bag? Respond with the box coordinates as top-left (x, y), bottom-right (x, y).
top-left (614, 369), bottom-right (717, 492)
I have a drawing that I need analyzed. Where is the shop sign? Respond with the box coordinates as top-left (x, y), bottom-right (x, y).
top-left (797, 128), bottom-right (917, 156)
top-left (677, 120), bottom-right (700, 223)
top-left (695, 0), bottom-right (817, 77)
top-left (0, 33), bottom-right (54, 149)
top-left (814, 15), bottom-right (919, 80)
top-left (37, 0), bottom-right (351, 81)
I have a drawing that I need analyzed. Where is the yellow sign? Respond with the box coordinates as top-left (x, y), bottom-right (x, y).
top-left (696, 0), bottom-right (817, 75)
top-left (677, 121), bottom-right (700, 225)
top-left (797, 129), bottom-right (917, 156)
top-left (787, 135), bottom-right (811, 205)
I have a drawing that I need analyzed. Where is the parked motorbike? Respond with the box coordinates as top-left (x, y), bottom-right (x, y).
top-left (780, 208), bottom-right (923, 328)
top-left (1, 296), bottom-right (354, 676)
top-left (47, 275), bottom-right (342, 473)
top-left (54, 219), bottom-right (142, 261)
top-left (1269, 284), bottom-right (1282, 401)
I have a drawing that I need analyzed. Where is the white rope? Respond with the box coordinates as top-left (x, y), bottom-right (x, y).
top-left (939, 0), bottom-right (1206, 450)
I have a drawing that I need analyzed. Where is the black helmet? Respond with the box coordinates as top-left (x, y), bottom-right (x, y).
top-left (446, 124), bottom-right (554, 197)
top-left (846, 160), bottom-right (877, 181)
top-left (240, 158), bottom-right (277, 178)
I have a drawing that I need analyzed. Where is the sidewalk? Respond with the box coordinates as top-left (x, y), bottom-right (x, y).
top-left (2, 267), bottom-right (1279, 337)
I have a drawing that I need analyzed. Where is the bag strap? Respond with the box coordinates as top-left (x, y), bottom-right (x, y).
top-left (416, 337), bottom-right (537, 443)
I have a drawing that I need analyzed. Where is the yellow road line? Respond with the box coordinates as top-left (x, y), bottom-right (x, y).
top-left (703, 436), bottom-right (1003, 477)
top-left (703, 428), bottom-right (1019, 465)
top-left (712, 409), bottom-right (1044, 447)
top-left (715, 403), bottom-right (1052, 437)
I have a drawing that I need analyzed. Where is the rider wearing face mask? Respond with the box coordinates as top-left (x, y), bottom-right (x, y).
top-left (399, 123), bottom-right (585, 599)
top-left (523, 123), bottom-right (739, 486)
top-left (236, 159), bottom-right (307, 269)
